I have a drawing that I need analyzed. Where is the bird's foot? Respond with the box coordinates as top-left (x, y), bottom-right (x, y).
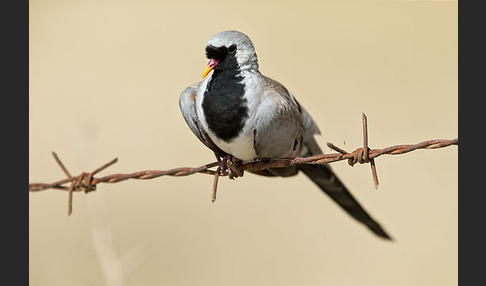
top-left (220, 154), bottom-right (243, 179)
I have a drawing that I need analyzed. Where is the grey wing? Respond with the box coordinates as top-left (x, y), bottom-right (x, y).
top-left (252, 78), bottom-right (304, 177)
top-left (291, 92), bottom-right (322, 156)
top-left (179, 83), bottom-right (213, 151)
top-left (253, 79), bottom-right (304, 160)
top-left (256, 76), bottom-right (322, 157)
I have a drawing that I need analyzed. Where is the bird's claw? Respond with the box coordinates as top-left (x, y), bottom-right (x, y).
top-left (220, 154), bottom-right (243, 179)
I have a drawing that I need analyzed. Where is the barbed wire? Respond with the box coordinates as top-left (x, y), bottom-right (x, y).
top-left (29, 114), bottom-right (458, 214)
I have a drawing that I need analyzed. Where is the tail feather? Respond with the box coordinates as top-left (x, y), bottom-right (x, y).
top-left (298, 163), bottom-right (392, 240)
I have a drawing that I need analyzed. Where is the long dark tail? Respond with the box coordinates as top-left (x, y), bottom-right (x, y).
top-left (298, 163), bottom-right (392, 240)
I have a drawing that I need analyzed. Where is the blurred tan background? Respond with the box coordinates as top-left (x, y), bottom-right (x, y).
top-left (29, 0), bottom-right (458, 285)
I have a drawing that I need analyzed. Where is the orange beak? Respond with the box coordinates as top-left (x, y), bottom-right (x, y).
top-left (202, 58), bottom-right (219, 79)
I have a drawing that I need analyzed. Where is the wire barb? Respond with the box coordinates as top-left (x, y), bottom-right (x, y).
top-left (212, 166), bottom-right (221, 202)
top-left (362, 113), bottom-right (379, 189)
top-left (29, 115), bottom-right (458, 214)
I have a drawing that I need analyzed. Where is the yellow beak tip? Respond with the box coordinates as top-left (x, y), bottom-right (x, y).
top-left (202, 66), bottom-right (213, 79)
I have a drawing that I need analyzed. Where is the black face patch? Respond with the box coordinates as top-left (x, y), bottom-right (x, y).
top-left (206, 45), bottom-right (229, 61)
top-left (202, 45), bottom-right (248, 142)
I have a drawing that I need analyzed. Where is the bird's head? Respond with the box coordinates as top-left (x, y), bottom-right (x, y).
top-left (202, 30), bottom-right (259, 78)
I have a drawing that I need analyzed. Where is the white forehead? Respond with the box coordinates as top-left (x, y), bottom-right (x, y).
top-left (207, 30), bottom-right (254, 49)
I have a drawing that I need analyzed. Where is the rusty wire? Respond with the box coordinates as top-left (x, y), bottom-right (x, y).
top-left (29, 114), bottom-right (458, 214)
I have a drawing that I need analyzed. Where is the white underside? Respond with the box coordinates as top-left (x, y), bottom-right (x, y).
top-left (208, 129), bottom-right (257, 161)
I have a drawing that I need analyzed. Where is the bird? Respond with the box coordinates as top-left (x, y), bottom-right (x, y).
top-left (179, 30), bottom-right (392, 240)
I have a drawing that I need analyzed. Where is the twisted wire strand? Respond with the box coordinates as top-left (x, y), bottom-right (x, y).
top-left (29, 138), bottom-right (458, 193)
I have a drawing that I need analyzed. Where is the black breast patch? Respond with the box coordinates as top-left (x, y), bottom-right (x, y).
top-left (202, 49), bottom-right (248, 142)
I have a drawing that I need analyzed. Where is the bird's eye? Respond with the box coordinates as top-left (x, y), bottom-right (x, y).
top-left (228, 44), bottom-right (237, 54)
